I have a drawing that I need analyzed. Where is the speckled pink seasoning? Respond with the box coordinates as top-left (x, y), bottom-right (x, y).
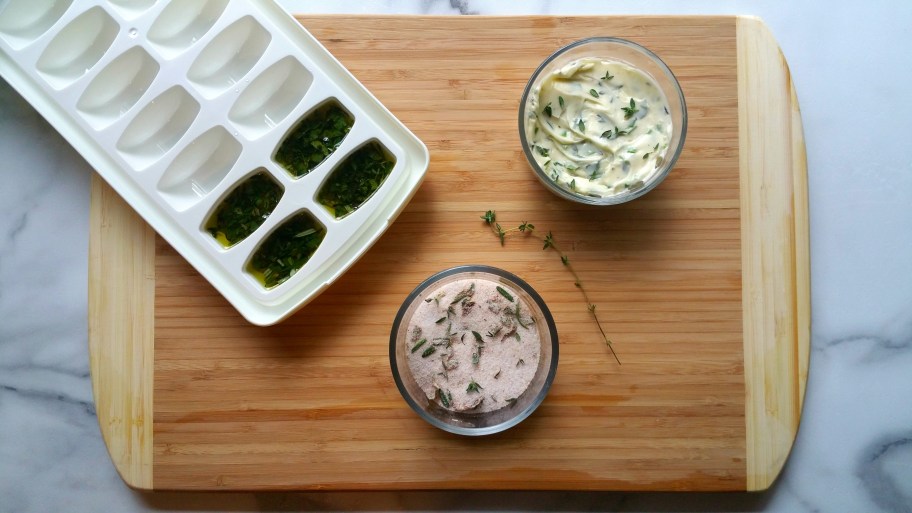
top-left (405, 278), bottom-right (541, 413)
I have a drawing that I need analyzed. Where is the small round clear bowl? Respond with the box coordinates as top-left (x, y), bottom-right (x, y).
top-left (519, 37), bottom-right (687, 205)
top-left (389, 265), bottom-right (559, 436)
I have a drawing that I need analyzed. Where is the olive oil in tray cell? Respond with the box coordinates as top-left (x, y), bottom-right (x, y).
top-left (317, 141), bottom-right (397, 219)
top-left (157, 126), bottom-right (242, 211)
top-left (204, 171), bottom-right (283, 248)
top-left (229, 56), bottom-right (314, 140)
top-left (274, 100), bottom-right (354, 178)
top-left (246, 211), bottom-right (326, 289)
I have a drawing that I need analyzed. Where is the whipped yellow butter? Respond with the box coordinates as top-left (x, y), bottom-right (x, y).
top-left (524, 58), bottom-right (673, 197)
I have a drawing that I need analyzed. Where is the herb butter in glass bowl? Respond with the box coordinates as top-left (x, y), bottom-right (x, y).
top-left (389, 265), bottom-right (559, 436)
top-left (519, 37), bottom-right (687, 205)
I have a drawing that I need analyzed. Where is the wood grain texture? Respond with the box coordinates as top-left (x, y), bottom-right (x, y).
top-left (88, 174), bottom-right (155, 489)
top-left (87, 16), bottom-right (808, 491)
top-left (736, 16), bottom-right (810, 491)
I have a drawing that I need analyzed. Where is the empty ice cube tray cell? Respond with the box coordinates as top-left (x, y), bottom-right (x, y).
top-left (229, 56), bottom-right (314, 140)
top-left (35, 7), bottom-right (118, 90)
top-left (188, 15), bottom-right (272, 99)
top-left (157, 126), bottom-right (242, 211)
top-left (117, 86), bottom-right (200, 170)
top-left (0, 0), bottom-right (73, 51)
top-left (147, 0), bottom-right (230, 59)
top-left (76, 46), bottom-right (159, 130)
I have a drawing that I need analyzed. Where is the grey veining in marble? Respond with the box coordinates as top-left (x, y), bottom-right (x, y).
top-left (2, 1), bottom-right (911, 512)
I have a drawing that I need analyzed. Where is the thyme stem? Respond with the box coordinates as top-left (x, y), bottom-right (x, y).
top-left (480, 210), bottom-right (620, 365)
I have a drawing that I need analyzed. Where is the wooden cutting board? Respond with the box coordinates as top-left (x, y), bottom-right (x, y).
top-left (88, 15), bottom-right (808, 492)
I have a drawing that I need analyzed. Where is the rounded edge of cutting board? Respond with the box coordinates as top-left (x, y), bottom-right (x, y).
top-left (736, 16), bottom-right (811, 491)
top-left (88, 174), bottom-right (155, 490)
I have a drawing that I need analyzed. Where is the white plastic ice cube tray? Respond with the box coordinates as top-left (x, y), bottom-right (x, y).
top-left (0, 0), bottom-right (430, 325)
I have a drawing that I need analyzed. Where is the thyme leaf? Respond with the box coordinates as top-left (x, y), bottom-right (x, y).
top-left (496, 286), bottom-right (515, 302)
top-left (438, 388), bottom-right (452, 408)
top-left (621, 98), bottom-right (639, 120)
top-left (450, 282), bottom-right (475, 305)
top-left (411, 338), bottom-right (427, 353)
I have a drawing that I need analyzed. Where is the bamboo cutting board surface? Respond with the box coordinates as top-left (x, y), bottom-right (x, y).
top-left (88, 15), bottom-right (809, 492)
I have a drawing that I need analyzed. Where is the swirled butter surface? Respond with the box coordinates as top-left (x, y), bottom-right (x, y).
top-left (524, 58), bottom-right (673, 197)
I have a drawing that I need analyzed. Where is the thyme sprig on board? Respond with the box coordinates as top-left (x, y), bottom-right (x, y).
top-left (480, 210), bottom-right (620, 365)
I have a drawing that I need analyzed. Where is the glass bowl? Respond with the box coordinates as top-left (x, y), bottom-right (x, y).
top-left (389, 265), bottom-right (559, 436)
top-left (519, 37), bottom-right (687, 205)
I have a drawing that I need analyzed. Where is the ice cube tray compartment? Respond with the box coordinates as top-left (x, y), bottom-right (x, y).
top-left (316, 139), bottom-right (397, 219)
top-left (229, 56), bottom-right (314, 140)
top-left (146, 0), bottom-right (230, 60)
top-left (0, 0), bottom-right (73, 51)
top-left (273, 98), bottom-right (355, 179)
top-left (244, 209), bottom-right (327, 289)
top-left (187, 15), bottom-right (272, 99)
top-left (76, 46), bottom-right (160, 130)
top-left (0, 0), bottom-right (430, 324)
top-left (35, 6), bottom-right (118, 90)
top-left (116, 86), bottom-right (201, 170)
top-left (203, 169), bottom-right (284, 249)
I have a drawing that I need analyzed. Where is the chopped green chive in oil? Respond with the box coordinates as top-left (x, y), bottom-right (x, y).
top-left (275, 102), bottom-right (353, 178)
top-left (206, 173), bottom-right (282, 247)
top-left (317, 142), bottom-right (396, 218)
top-left (248, 212), bottom-right (325, 288)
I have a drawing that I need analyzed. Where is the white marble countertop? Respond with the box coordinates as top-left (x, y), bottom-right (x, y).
top-left (2, 1), bottom-right (910, 512)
